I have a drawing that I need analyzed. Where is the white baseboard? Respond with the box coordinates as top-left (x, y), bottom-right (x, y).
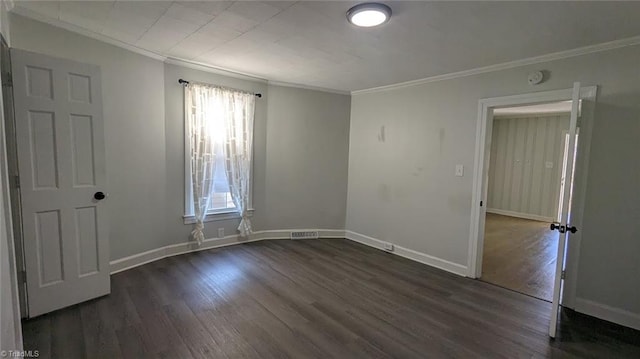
top-left (110, 228), bottom-right (468, 278)
top-left (344, 230), bottom-right (468, 277)
top-left (110, 229), bottom-right (640, 332)
top-left (486, 208), bottom-right (553, 222)
top-left (574, 298), bottom-right (640, 331)
top-left (109, 229), bottom-right (345, 274)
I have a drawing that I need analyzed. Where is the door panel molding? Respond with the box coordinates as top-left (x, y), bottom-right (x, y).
top-left (11, 48), bottom-right (109, 317)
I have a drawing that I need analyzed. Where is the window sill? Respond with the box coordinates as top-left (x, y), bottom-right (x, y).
top-left (183, 208), bottom-right (254, 225)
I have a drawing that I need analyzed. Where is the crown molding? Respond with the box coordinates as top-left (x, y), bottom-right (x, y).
top-left (11, 8), bottom-right (350, 96)
top-left (11, 6), bottom-right (167, 61)
top-left (268, 80), bottom-right (350, 96)
top-left (164, 57), bottom-right (268, 83)
top-left (351, 35), bottom-right (640, 95)
top-left (15, 6), bottom-right (640, 98)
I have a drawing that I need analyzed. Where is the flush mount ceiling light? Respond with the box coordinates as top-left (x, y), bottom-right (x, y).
top-left (347, 3), bottom-right (392, 28)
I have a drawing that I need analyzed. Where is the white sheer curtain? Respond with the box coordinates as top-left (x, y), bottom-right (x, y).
top-left (185, 85), bottom-right (217, 245)
top-left (186, 82), bottom-right (255, 243)
top-left (222, 91), bottom-right (255, 237)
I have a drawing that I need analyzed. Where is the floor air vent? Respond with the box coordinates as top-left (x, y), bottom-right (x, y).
top-left (290, 231), bottom-right (319, 239)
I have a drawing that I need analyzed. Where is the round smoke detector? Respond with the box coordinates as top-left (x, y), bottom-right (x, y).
top-left (528, 71), bottom-right (544, 85)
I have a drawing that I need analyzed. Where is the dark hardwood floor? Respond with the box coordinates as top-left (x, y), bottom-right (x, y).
top-left (481, 213), bottom-right (558, 301)
top-left (22, 239), bottom-right (640, 358)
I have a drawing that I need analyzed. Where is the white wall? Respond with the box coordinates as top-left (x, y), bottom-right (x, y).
top-left (487, 113), bottom-right (569, 220)
top-left (263, 85), bottom-right (350, 230)
top-left (8, 7), bottom-right (639, 331)
top-left (162, 65), bottom-right (351, 243)
top-left (347, 44), bottom-right (640, 321)
top-left (10, 14), bottom-right (351, 260)
top-left (0, 0), bottom-right (22, 352)
top-left (10, 14), bottom-right (167, 260)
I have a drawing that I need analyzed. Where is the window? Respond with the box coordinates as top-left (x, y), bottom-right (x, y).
top-left (185, 130), bottom-right (236, 217)
top-left (209, 141), bottom-right (235, 211)
top-left (183, 82), bottom-right (256, 226)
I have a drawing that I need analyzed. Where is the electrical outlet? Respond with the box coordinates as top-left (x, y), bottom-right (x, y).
top-left (218, 228), bottom-right (224, 238)
top-left (383, 242), bottom-right (394, 251)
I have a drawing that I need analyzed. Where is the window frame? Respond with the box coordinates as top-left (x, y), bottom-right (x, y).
top-left (182, 84), bottom-right (254, 224)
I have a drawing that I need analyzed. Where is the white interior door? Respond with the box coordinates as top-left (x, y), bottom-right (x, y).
top-left (11, 49), bottom-right (109, 317)
top-left (548, 82), bottom-right (581, 338)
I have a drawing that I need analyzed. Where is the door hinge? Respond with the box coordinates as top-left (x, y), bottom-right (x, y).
top-left (2, 73), bottom-right (12, 87)
top-left (13, 175), bottom-right (19, 189)
top-left (18, 270), bottom-right (26, 284)
top-left (480, 200), bottom-right (483, 207)
top-left (561, 270), bottom-right (566, 280)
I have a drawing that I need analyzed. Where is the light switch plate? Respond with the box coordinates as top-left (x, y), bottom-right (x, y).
top-left (545, 161), bottom-right (554, 169)
top-left (455, 165), bottom-right (464, 177)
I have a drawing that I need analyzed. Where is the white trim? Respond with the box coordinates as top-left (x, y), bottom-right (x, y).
top-left (493, 111), bottom-right (570, 119)
top-left (165, 58), bottom-right (268, 84)
top-left (344, 230), bottom-right (468, 277)
top-left (267, 80), bottom-right (350, 96)
top-left (562, 89), bottom-right (597, 310)
top-left (108, 228), bottom-right (640, 332)
top-left (574, 298), bottom-right (640, 331)
top-left (14, 6), bottom-right (268, 84)
top-left (351, 36), bottom-right (640, 95)
top-left (486, 208), bottom-right (553, 223)
top-left (468, 86), bottom-right (597, 299)
top-left (11, 8), bottom-right (349, 97)
top-left (110, 235), bottom-right (261, 274)
top-left (183, 212), bottom-right (238, 224)
top-left (13, 5), bottom-right (640, 99)
top-left (0, 25), bottom-right (23, 348)
top-left (109, 229), bottom-right (345, 274)
top-left (182, 208), bottom-right (255, 224)
top-left (11, 6), bottom-right (166, 61)
top-left (110, 228), bottom-right (470, 277)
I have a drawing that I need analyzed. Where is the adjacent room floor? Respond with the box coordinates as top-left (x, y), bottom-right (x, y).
top-left (22, 239), bottom-right (640, 358)
top-left (481, 213), bottom-right (558, 301)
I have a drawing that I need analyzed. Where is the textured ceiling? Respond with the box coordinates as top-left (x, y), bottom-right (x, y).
top-left (12, 1), bottom-right (640, 92)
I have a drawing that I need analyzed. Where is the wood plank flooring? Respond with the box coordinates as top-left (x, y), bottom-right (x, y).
top-left (22, 238), bottom-right (640, 358)
top-left (481, 213), bottom-right (558, 301)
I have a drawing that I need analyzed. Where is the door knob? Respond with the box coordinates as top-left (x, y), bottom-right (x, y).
top-left (550, 223), bottom-right (566, 233)
top-left (94, 191), bottom-right (106, 200)
top-left (551, 223), bottom-right (577, 234)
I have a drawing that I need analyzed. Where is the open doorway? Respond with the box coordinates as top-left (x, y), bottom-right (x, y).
top-left (467, 84), bottom-right (597, 337)
top-left (479, 101), bottom-right (576, 302)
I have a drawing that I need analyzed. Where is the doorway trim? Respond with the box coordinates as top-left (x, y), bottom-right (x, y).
top-left (467, 85), bottom-right (597, 308)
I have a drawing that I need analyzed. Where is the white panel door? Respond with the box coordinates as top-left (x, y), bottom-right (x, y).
top-left (11, 49), bottom-right (109, 317)
top-left (548, 82), bottom-right (580, 337)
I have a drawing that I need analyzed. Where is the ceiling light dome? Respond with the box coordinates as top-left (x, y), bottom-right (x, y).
top-left (347, 3), bottom-right (392, 28)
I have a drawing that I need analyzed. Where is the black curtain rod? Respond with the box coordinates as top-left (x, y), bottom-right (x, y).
top-left (178, 79), bottom-right (262, 98)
